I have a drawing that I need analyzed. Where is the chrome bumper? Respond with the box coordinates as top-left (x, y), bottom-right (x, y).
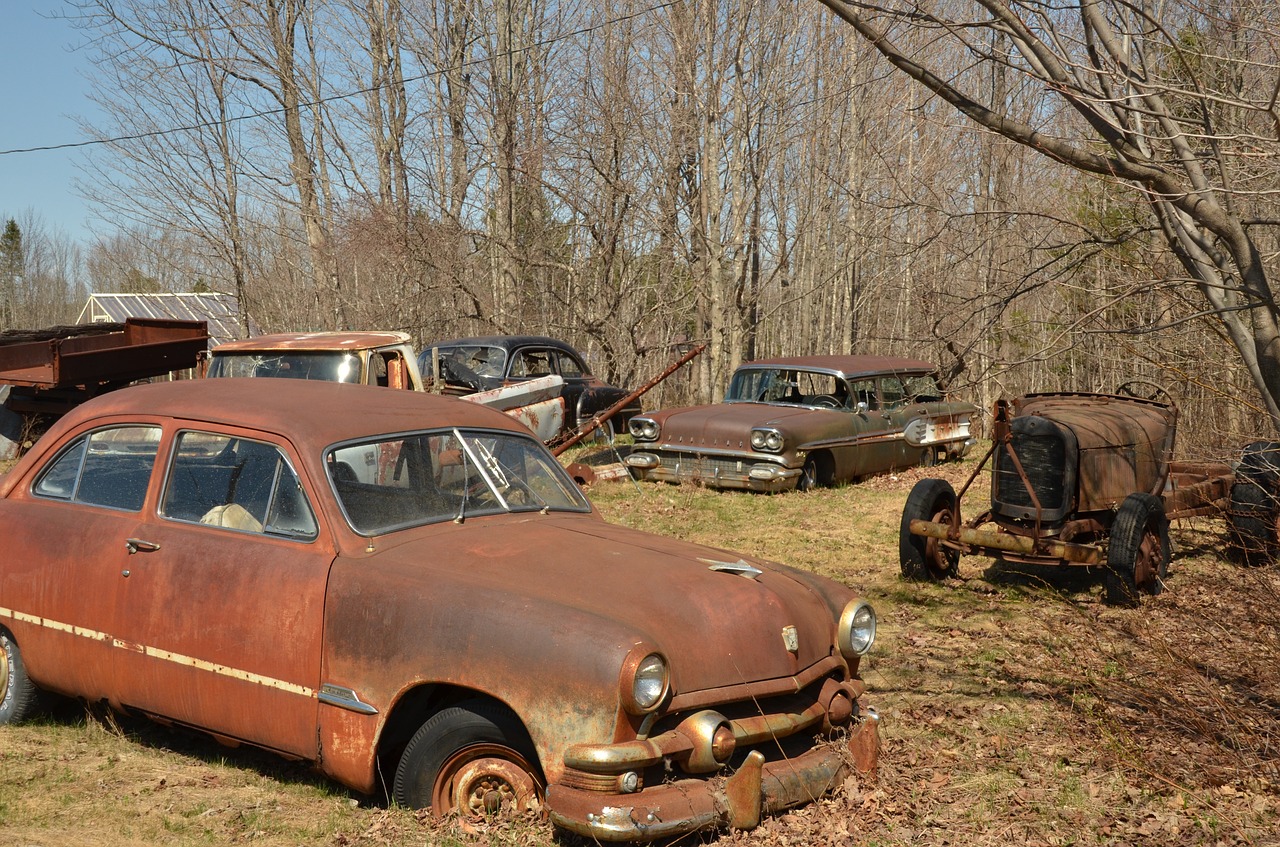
top-left (547, 712), bottom-right (879, 840)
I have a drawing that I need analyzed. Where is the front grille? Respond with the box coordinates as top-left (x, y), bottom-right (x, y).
top-left (994, 433), bottom-right (1067, 512)
top-left (654, 453), bottom-right (746, 478)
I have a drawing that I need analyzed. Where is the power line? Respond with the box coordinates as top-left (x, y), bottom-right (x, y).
top-left (0, 0), bottom-right (679, 158)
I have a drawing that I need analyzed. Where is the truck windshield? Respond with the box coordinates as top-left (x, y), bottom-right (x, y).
top-left (326, 428), bottom-right (591, 535)
top-left (208, 352), bottom-right (363, 383)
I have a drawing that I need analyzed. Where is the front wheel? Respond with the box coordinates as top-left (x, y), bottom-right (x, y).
top-left (1104, 493), bottom-right (1170, 607)
top-left (0, 628), bottom-right (43, 725)
top-left (393, 700), bottom-right (543, 818)
top-left (900, 478), bottom-right (960, 581)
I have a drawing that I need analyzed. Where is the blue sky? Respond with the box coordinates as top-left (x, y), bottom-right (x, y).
top-left (0, 3), bottom-right (103, 246)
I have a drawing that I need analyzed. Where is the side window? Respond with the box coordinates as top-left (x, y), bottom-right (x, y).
top-left (161, 432), bottom-right (317, 539)
top-left (511, 350), bottom-right (551, 378)
top-left (33, 426), bottom-right (161, 511)
top-left (552, 350), bottom-right (585, 379)
top-left (880, 376), bottom-right (907, 409)
top-left (850, 379), bottom-right (878, 410)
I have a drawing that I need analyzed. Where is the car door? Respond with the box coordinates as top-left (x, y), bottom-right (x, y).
top-left (0, 423), bottom-right (162, 701)
top-left (109, 428), bottom-right (332, 757)
top-left (837, 377), bottom-right (900, 477)
top-left (878, 374), bottom-right (923, 468)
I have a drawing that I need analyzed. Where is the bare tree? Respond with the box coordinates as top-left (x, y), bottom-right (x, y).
top-left (818, 0), bottom-right (1280, 430)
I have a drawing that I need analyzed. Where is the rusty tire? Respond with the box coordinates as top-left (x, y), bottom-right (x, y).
top-left (0, 628), bottom-right (42, 726)
top-left (1104, 493), bottom-right (1170, 607)
top-left (1238, 441), bottom-right (1280, 491)
top-left (900, 478), bottom-right (960, 581)
top-left (1227, 480), bottom-right (1280, 567)
top-left (393, 700), bottom-right (543, 818)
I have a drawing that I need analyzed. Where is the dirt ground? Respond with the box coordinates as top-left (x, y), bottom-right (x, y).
top-left (2, 458), bottom-right (1278, 846)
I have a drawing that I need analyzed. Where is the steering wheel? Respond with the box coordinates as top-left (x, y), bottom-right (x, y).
top-left (810, 395), bottom-right (842, 409)
top-left (1115, 380), bottom-right (1172, 405)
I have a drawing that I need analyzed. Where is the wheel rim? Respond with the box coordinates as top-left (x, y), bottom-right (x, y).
top-left (1133, 526), bottom-right (1162, 591)
top-left (431, 743), bottom-right (541, 818)
top-left (923, 505), bottom-right (958, 577)
top-left (0, 640), bottom-right (10, 706)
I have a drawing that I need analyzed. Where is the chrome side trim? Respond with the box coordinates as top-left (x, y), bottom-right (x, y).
top-left (318, 683), bottom-right (380, 715)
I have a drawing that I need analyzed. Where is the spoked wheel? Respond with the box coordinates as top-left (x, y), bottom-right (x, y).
top-left (432, 744), bottom-right (542, 816)
top-left (900, 478), bottom-right (960, 581)
top-left (393, 700), bottom-right (544, 819)
top-left (1105, 493), bottom-right (1170, 607)
top-left (1114, 380), bottom-right (1173, 405)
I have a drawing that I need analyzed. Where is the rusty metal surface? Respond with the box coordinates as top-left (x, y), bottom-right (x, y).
top-left (1010, 392), bottom-right (1177, 512)
top-left (212, 330), bottom-right (412, 352)
top-left (0, 377), bottom-right (874, 840)
top-left (0, 318), bottom-right (208, 390)
top-left (910, 518), bottom-right (1105, 565)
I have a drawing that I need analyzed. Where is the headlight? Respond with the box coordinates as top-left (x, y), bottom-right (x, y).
top-left (750, 428), bottom-right (784, 452)
top-left (621, 650), bottom-right (669, 714)
top-left (837, 599), bottom-right (877, 658)
top-left (628, 418), bottom-right (660, 441)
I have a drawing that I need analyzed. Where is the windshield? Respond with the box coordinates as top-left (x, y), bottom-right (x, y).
top-left (725, 368), bottom-right (851, 409)
top-left (327, 428), bottom-right (590, 535)
top-left (208, 352), bottom-right (363, 383)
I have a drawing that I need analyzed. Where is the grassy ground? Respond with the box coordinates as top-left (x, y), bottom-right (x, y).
top-left (2, 453), bottom-right (1278, 845)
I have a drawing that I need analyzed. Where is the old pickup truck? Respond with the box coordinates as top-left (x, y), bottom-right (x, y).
top-left (205, 331), bottom-right (566, 442)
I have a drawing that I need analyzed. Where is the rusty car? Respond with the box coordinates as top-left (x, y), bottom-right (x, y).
top-left (624, 356), bottom-right (977, 492)
top-left (899, 386), bottom-right (1253, 605)
top-left (0, 378), bottom-right (880, 841)
top-left (419, 335), bottom-right (642, 439)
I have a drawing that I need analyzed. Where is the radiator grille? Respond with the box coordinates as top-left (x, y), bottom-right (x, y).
top-left (994, 433), bottom-right (1067, 512)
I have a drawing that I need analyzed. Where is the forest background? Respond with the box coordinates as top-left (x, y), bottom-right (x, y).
top-left (1, 0), bottom-right (1277, 455)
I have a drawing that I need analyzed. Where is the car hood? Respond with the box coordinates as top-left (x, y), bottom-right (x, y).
top-left (646, 402), bottom-right (836, 447)
top-left (362, 513), bottom-right (853, 695)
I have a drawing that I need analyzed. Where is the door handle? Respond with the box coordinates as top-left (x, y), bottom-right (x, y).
top-left (125, 538), bottom-right (161, 554)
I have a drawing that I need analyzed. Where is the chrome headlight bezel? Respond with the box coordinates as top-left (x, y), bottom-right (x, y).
top-left (628, 417), bottom-right (660, 442)
top-left (620, 649), bottom-right (670, 715)
top-left (837, 599), bottom-right (877, 659)
top-left (750, 428), bottom-right (785, 452)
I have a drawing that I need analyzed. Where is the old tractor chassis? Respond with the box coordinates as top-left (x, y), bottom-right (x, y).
top-left (901, 390), bottom-right (1240, 606)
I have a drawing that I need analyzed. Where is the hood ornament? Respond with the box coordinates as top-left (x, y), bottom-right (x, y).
top-left (700, 557), bottom-right (763, 578)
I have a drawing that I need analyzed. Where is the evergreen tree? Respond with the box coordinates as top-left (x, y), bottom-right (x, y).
top-left (0, 219), bottom-right (23, 329)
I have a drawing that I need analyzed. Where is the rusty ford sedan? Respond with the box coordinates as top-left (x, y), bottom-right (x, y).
top-left (0, 379), bottom-right (879, 840)
top-left (626, 356), bottom-right (976, 492)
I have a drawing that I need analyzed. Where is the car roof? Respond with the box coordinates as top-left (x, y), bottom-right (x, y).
top-left (739, 355), bottom-right (937, 378)
top-left (422, 335), bottom-right (578, 354)
top-left (213, 331), bottom-right (412, 352)
top-left (57, 378), bottom-right (526, 446)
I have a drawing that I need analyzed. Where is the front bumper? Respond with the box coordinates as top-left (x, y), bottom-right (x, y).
top-left (624, 450), bottom-right (800, 492)
top-left (546, 712), bottom-right (880, 841)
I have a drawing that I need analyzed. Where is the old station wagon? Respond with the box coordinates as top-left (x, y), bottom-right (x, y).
top-left (0, 379), bottom-right (879, 841)
top-left (626, 355), bottom-right (976, 492)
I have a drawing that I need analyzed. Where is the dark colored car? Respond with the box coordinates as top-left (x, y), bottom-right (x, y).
top-left (625, 356), bottom-right (977, 492)
top-left (419, 336), bottom-right (640, 438)
top-left (0, 378), bottom-right (879, 841)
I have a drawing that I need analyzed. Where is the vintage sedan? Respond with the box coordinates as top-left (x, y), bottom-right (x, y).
top-left (626, 356), bottom-right (976, 492)
top-left (419, 335), bottom-right (641, 438)
top-left (0, 379), bottom-right (879, 841)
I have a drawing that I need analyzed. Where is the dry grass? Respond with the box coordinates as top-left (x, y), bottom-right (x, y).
top-left (3, 452), bottom-right (1280, 845)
